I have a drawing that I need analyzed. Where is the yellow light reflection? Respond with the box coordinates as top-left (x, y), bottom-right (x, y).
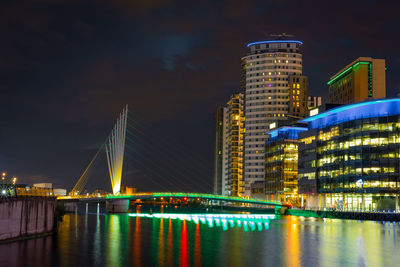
top-left (194, 223), bottom-right (201, 267)
top-left (158, 218), bottom-right (165, 265)
top-left (133, 216), bottom-right (141, 267)
top-left (287, 216), bottom-right (299, 267)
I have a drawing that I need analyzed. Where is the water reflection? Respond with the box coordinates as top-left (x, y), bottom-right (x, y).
top-left (167, 218), bottom-right (174, 266)
top-left (286, 217), bottom-right (299, 267)
top-left (128, 213), bottom-right (276, 232)
top-left (133, 216), bottom-right (141, 267)
top-left (107, 215), bottom-right (121, 267)
top-left (194, 223), bottom-right (201, 267)
top-left (1, 214), bottom-right (400, 267)
top-left (179, 220), bottom-right (188, 267)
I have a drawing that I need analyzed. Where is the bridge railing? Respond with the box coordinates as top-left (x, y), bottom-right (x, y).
top-left (104, 192), bottom-right (287, 207)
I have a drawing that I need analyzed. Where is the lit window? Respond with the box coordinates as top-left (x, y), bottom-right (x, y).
top-left (296, 84), bottom-right (300, 89)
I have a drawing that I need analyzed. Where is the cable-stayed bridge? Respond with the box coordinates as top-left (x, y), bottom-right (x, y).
top-left (61, 105), bottom-right (290, 212)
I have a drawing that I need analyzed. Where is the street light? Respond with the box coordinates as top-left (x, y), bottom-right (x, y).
top-left (1, 172), bottom-right (5, 185)
top-left (12, 177), bottom-right (17, 185)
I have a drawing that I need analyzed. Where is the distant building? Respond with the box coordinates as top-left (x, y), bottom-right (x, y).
top-left (53, 188), bottom-right (67, 196)
top-left (250, 181), bottom-right (265, 200)
top-left (33, 183), bottom-right (52, 189)
top-left (265, 126), bottom-right (307, 206)
top-left (328, 57), bottom-right (386, 104)
top-left (242, 35), bottom-right (308, 196)
top-left (33, 183), bottom-right (66, 196)
top-left (225, 93), bottom-right (245, 197)
top-left (288, 75), bottom-right (309, 118)
top-left (307, 96), bottom-right (322, 110)
top-left (120, 185), bottom-right (137, 195)
top-left (213, 106), bottom-right (225, 195)
top-left (213, 93), bottom-right (245, 196)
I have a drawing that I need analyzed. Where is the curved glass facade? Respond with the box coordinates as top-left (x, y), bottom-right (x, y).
top-left (298, 99), bottom-right (400, 211)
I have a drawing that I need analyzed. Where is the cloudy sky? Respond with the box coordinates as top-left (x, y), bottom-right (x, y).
top-left (1, 0), bottom-right (399, 192)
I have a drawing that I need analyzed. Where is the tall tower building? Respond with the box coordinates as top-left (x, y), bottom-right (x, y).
top-left (328, 57), bottom-right (386, 104)
top-left (225, 93), bottom-right (245, 196)
top-left (213, 93), bottom-right (245, 196)
top-left (242, 37), bottom-right (306, 196)
top-left (213, 106), bottom-right (225, 195)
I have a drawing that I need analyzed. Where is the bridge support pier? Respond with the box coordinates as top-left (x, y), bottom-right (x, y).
top-left (275, 206), bottom-right (288, 215)
top-left (64, 202), bottom-right (78, 213)
top-left (106, 199), bottom-right (129, 213)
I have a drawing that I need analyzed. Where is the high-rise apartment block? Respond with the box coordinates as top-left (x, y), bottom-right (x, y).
top-left (242, 37), bottom-right (307, 196)
top-left (213, 93), bottom-right (245, 196)
top-left (328, 57), bottom-right (386, 104)
top-left (288, 76), bottom-right (309, 118)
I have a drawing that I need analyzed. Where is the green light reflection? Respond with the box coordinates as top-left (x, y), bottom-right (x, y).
top-left (128, 213), bottom-right (276, 232)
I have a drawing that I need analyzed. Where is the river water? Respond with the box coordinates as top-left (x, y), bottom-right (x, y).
top-left (1, 213), bottom-right (399, 267)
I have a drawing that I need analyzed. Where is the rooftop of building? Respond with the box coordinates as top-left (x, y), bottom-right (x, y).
top-left (328, 57), bottom-right (383, 85)
top-left (246, 39), bottom-right (303, 48)
top-left (247, 33), bottom-right (303, 47)
top-left (266, 126), bottom-right (308, 143)
top-left (300, 98), bottom-right (400, 129)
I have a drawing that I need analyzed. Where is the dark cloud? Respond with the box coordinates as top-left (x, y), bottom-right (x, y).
top-left (1, 0), bottom-right (399, 191)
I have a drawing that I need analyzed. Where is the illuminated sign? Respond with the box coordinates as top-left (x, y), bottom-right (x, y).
top-left (309, 108), bottom-right (319, 117)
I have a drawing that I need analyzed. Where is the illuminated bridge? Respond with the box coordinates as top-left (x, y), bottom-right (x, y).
top-left (104, 192), bottom-right (288, 207)
top-left (59, 192), bottom-right (290, 213)
top-left (65, 105), bottom-right (290, 213)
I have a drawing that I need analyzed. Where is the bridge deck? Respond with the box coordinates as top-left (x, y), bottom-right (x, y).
top-left (59, 192), bottom-right (289, 207)
top-left (105, 192), bottom-right (289, 207)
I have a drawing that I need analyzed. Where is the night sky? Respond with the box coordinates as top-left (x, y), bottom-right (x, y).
top-left (1, 0), bottom-right (400, 193)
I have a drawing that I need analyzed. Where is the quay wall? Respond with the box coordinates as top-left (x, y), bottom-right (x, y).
top-left (0, 197), bottom-right (57, 242)
top-left (287, 209), bottom-right (400, 221)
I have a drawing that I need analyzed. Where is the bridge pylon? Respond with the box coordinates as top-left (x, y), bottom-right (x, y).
top-left (105, 105), bottom-right (128, 195)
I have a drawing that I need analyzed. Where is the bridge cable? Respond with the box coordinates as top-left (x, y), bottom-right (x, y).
top-left (125, 123), bottom-right (212, 185)
top-left (124, 142), bottom-right (199, 191)
top-left (71, 142), bottom-right (106, 195)
top-left (125, 129), bottom-right (211, 192)
top-left (123, 152), bottom-right (175, 191)
top-left (127, 111), bottom-right (212, 170)
top-left (125, 120), bottom-right (212, 191)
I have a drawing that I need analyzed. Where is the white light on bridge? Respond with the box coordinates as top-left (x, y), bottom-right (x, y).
top-left (128, 213), bottom-right (276, 231)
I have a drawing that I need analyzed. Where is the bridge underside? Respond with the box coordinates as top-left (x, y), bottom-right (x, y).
top-left (103, 192), bottom-right (289, 208)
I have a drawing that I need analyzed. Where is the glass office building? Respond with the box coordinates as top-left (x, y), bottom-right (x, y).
top-left (265, 126), bottom-right (307, 206)
top-left (299, 99), bottom-right (400, 211)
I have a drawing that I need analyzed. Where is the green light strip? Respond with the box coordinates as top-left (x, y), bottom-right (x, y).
top-left (327, 61), bottom-right (371, 85)
top-left (105, 192), bottom-right (285, 206)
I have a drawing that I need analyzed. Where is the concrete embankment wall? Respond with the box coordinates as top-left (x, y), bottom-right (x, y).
top-left (0, 197), bottom-right (57, 242)
top-left (287, 209), bottom-right (400, 221)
